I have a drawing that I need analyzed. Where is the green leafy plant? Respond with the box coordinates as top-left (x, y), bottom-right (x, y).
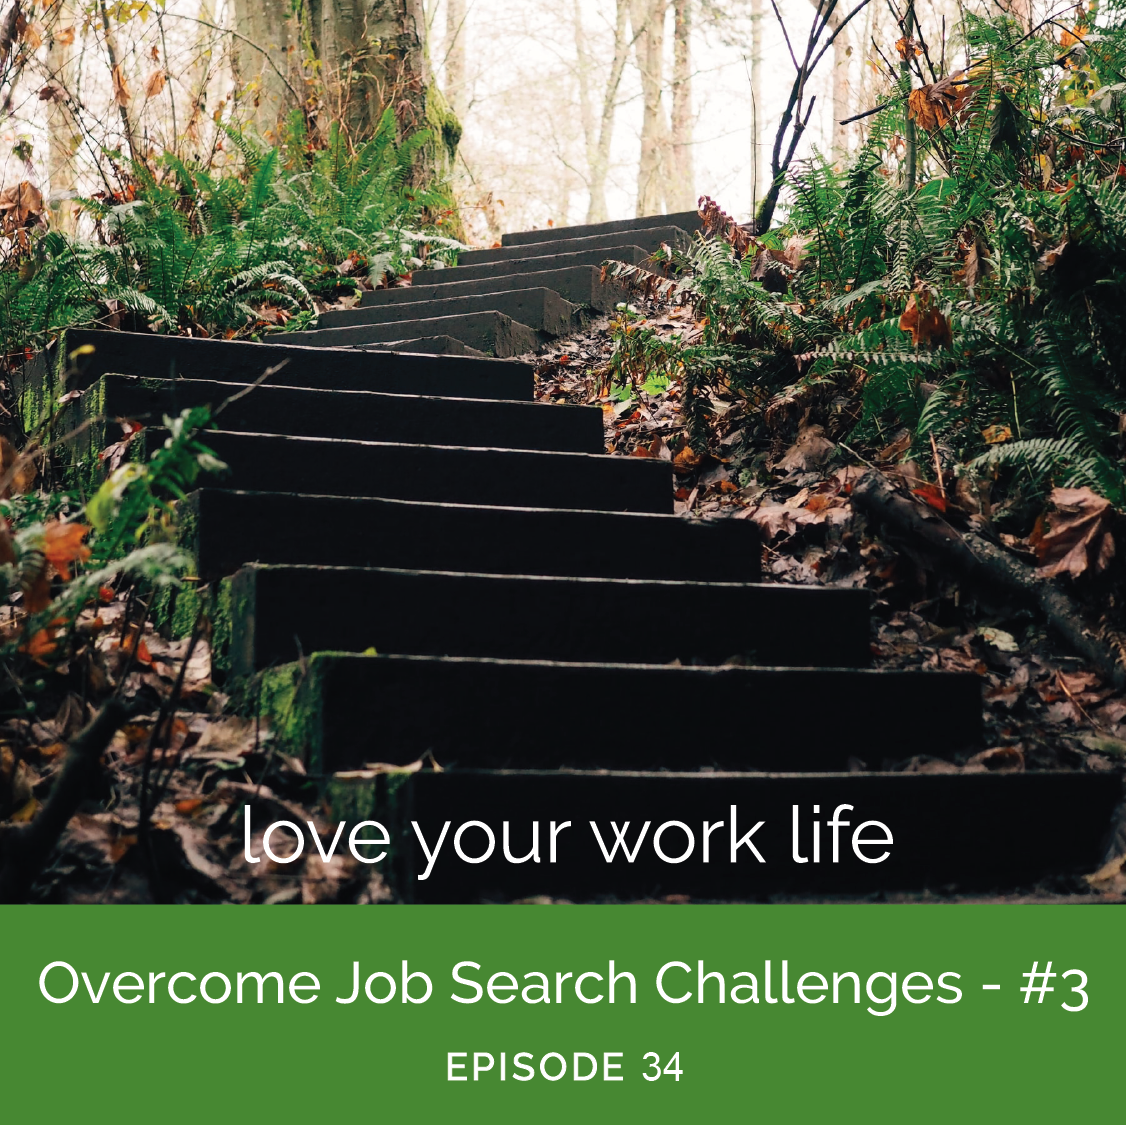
top-left (0, 110), bottom-right (462, 367)
top-left (607, 6), bottom-right (1126, 510)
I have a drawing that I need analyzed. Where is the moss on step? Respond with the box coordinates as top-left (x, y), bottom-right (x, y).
top-left (249, 658), bottom-right (327, 771)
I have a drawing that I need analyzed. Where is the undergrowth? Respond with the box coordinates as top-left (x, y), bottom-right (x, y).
top-left (606, 5), bottom-right (1126, 519)
top-left (0, 107), bottom-right (461, 366)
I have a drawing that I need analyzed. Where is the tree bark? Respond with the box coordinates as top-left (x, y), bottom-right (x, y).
top-left (444, 0), bottom-right (467, 120)
top-left (630, 0), bottom-right (670, 217)
top-left (900, 0), bottom-right (916, 189)
top-left (750, 0), bottom-right (764, 209)
top-left (0, 699), bottom-right (129, 903)
top-left (827, 7), bottom-right (850, 161)
top-left (311, 0), bottom-right (429, 140)
top-left (46, 5), bottom-right (78, 235)
top-left (576, 0), bottom-right (630, 224)
top-left (669, 0), bottom-right (695, 212)
top-left (230, 0), bottom-right (296, 141)
top-left (851, 470), bottom-right (1126, 690)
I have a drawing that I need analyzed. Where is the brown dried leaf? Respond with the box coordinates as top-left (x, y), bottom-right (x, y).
top-left (907, 73), bottom-right (973, 132)
top-left (54, 26), bottom-right (75, 46)
top-left (697, 194), bottom-right (754, 258)
top-left (42, 520), bottom-right (90, 580)
top-left (111, 63), bottom-right (131, 106)
top-left (776, 424), bottom-right (835, 472)
top-left (1035, 487), bottom-right (1116, 579)
top-left (898, 291), bottom-right (952, 349)
top-left (966, 745), bottom-right (1025, 771)
top-left (953, 237), bottom-right (991, 291)
top-left (673, 444), bottom-right (704, 474)
top-left (0, 181), bottom-right (44, 234)
top-left (144, 68), bottom-right (167, 98)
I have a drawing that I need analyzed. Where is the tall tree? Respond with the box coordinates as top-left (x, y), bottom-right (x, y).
top-left (630, 0), bottom-right (670, 216)
top-left (308, 0), bottom-right (431, 140)
top-left (574, 0), bottom-right (631, 223)
top-left (230, 0), bottom-right (296, 141)
top-left (444, 0), bottom-right (467, 120)
top-left (230, 0), bottom-right (459, 168)
top-left (820, 0), bottom-right (852, 161)
top-left (669, 0), bottom-right (695, 211)
top-left (46, 6), bottom-right (77, 234)
top-left (749, 0), bottom-right (764, 209)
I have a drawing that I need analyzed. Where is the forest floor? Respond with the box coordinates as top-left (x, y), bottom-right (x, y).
top-left (8, 311), bottom-right (1126, 904)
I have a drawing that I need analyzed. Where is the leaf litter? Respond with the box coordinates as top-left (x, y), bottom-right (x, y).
top-left (533, 307), bottom-right (1126, 901)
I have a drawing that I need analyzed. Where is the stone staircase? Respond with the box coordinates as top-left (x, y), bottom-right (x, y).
top-left (19, 209), bottom-right (1121, 902)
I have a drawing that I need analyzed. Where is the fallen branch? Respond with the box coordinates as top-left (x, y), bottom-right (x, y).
top-left (851, 469), bottom-right (1126, 689)
top-left (0, 698), bottom-right (129, 902)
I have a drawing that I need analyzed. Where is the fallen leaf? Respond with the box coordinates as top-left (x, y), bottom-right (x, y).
top-left (978, 626), bottom-right (1019, 652)
top-left (981, 424), bottom-right (1011, 444)
top-left (673, 444), bottom-right (704, 474)
top-left (894, 36), bottom-right (921, 59)
top-left (1034, 487), bottom-right (1116, 579)
top-left (1080, 733), bottom-right (1126, 759)
top-left (776, 424), bottom-right (835, 472)
top-left (11, 797), bottom-right (40, 822)
top-left (898, 291), bottom-right (952, 349)
top-left (22, 628), bottom-right (58, 660)
top-left (42, 520), bottom-right (90, 579)
top-left (911, 483), bottom-right (947, 512)
top-left (176, 798), bottom-right (204, 815)
top-left (966, 745), bottom-right (1024, 771)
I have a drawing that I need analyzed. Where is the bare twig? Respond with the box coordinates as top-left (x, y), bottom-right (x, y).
top-left (0, 698), bottom-right (130, 902)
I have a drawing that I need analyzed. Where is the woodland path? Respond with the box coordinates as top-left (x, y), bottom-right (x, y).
top-left (20, 212), bottom-right (1120, 901)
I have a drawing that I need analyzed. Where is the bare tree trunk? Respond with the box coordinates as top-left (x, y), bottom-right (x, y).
top-left (828, 9), bottom-right (850, 161)
top-left (444, 0), bottom-right (466, 119)
top-left (630, 0), bottom-right (670, 217)
top-left (231, 0), bottom-right (296, 141)
top-left (808, 0), bottom-right (850, 161)
top-left (750, 0), bottom-right (764, 210)
top-left (311, 0), bottom-right (430, 140)
top-left (573, 0), bottom-right (597, 201)
top-left (46, 6), bottom-right (78, 235)
top-left (669, 0), bottom-right (694, 211)
top-left (901, 0), bottom-right (916, 190)
top-left (574, 0), bottom-right (629, 223)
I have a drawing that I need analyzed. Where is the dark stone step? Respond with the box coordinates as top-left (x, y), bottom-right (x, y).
top-left (501, 209), bottom-right (704, 247)
top-left (318, 287), bottom-right (575, 335)
top-left (357, 267), bottom-right (626, 314)
top-left (281, 310), bottom-right (539, 358)
top-left (458, 225), bottom-right (693, 267)
top-left (357, 336), bottom-right (487, 358)
top-left (15, 330), bottom-right (530, 430)
top-left (373, 768), bottom-right (1121, 901)
top-left (178, 431), bottom-right (673, 512)
top-left (184, 489), bottom-right (760, 582)
top-left (68, 374), bottom-right (601, 454)
top-left (226, 565), bottom-right (871, 676)
top-left (419, 244), bottom-right (650, 286)
top-left (263, 653), bottom-right (981, 775)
